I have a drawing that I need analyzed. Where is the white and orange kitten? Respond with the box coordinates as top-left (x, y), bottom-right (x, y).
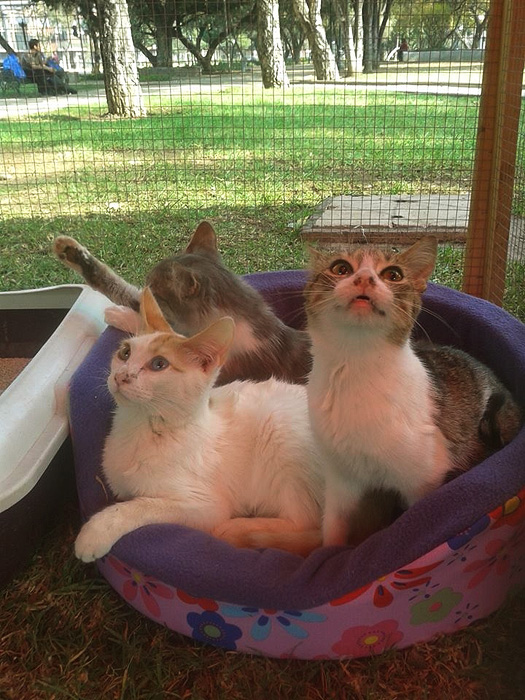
top-left (305, 236), bottom-right (521, 547)
top-left (74, 288), bottom-right (322, 562)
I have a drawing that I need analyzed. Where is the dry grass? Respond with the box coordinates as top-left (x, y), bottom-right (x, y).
top-left (1, 501), bottom-right (524, 700)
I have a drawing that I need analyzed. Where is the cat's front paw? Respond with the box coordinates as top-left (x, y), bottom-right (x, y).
top-left (53, 236), bottom-right (90, 273)
top-left (74, 509), bottom-right (120, 562)
top-left (104, 305), bottom-right (141, 334)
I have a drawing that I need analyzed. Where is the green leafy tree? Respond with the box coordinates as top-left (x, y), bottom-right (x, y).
top-left (173, 1), bottom-right (255, 73)
top-left (129, 0), bottom-right (177, 67)
top-left (126, 0), bottom-right (255, 71)
top-left (389, 0), bottom-right (489, 51)
top-left (454, 0), bottom-right (489, 48)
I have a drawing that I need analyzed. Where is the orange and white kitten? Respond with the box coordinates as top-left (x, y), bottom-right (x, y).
top-left (74, 288), bottom-right (322, 562)
top-left (305, 236), bottom-right (521, 547)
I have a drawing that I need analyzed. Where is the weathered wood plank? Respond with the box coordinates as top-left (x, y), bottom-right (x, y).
top-left (301, 194), bottom-right (469, 245)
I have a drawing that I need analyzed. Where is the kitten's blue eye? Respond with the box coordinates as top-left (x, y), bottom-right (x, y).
top-left (329, 260), bottom-right (353, 276)
top-left (118, 343), bottom-right (131, 361)
top-left (381, 266), bottom-right (404, 282)
top-left (149, 356), bottom-right (169, 371)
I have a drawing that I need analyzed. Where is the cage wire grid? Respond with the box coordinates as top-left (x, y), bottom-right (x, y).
top-left (0, 0), bottom-right (523, 318)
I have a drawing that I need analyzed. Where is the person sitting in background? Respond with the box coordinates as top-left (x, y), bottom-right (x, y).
top-left (21, 39), bottom-right (76, 95)
top-left (46, 53), bottom-right (67, 79)
top-left (397, 38), bottom-right (409, 62)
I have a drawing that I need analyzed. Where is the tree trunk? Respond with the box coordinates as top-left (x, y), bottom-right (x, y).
top-left (362, 0), bottom-right (375, 73)
top-left (336, 0), bottom-right (356, 76)
top-left (292, 0), bottom-right (340, 80)
top-left (89, 31), bottom-right (102, 75)
top-left (174, 22), bottom-right (226, 74)
top-left (257, 0), bottom-right (290, 88)
top-left (154, 13), bottom-right (174, 67)
top-left (199, 52), bottom-right (214, 74)
top-left (82, 5), bottom-right (103, 75)
top-left (376, 0), bottom-right (394, 64)
top-left (97, 0), bottom-right (146, 117)
top-left (282, 27), bottom-right (305, 64)
top-left (472, 15), bottom-right (489, 49)
top-left (135, 41), bottom-right (158, 67)
top-left (0, 31), bottom-right (15, 54)
top-left (290, 33), bottom-right (305, 63)
top-left (353, 0), bottom-right (364, 72)
top-left (371, 0), bottom-right (379, 69)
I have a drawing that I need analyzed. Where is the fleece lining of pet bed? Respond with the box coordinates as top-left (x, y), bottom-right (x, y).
top-left (69, 273), bottom-right (525, 611)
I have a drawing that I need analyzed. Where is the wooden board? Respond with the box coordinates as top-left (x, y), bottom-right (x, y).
top-left (301, 194), bottom-right (469, 245)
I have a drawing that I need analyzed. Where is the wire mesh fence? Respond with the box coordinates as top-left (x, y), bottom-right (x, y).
top-left (499, 40), bottom-right (525, 315)
top-left (0, 0), bottom-right (523, 318)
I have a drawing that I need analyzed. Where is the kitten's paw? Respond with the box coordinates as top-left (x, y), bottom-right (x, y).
top-left (52, 236), bottom-right (90, 273)
top-left (104, 305), bottom-right (141, 334)
top-left (74, 510), bottom-right (120, 562)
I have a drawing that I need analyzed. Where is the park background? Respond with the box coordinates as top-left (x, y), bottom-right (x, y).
top-left (1, 0), bottom-right (524, 318)
top-left (1, 0), bottom-right (525, 698)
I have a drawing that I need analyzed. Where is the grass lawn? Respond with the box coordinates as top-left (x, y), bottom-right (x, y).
top-left (1, 82), bottom-right (480, 278)
top-left (1, 75), bottom-right (523, 318)
top-left (1, 69), bottom-right (524, 698)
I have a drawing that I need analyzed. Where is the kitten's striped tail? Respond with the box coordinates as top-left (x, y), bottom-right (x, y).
top-left (213, 518), bottom-right (322, 557)
top-left (248, 529), bottom-right (323, 557)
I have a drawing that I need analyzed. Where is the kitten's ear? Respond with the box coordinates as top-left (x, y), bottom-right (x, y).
top-left (139, 287), bottom-right (173, 334)
top-left (182, 317), bottom-right (235, 373)
top-left (186, 221), bottom-right (218, 256)
top-left (398, 236), bottom-right (438, 292)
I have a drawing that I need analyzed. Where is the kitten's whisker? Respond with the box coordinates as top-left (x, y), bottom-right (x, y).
top-left (412, 319), bottom-right (432, 344)
top-left (272, 287), bottom-right (308, 301)
top-left (280, 308), bottom-right (308, 328)
top-left (418, 306), bottom-right (459, 340)
top-left (302, 293), bottom-right (337, 317)
top-left (92, 368), bottom-right (113, 402)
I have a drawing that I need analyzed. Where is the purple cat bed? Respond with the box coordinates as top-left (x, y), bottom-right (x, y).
top-left (69, 272), bottom-right (525, 659)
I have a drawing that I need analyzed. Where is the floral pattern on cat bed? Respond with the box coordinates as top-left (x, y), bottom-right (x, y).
top-left (69, 273), bottom-right (525, 657)
top-left (96, 492), bottom-right (525, 658)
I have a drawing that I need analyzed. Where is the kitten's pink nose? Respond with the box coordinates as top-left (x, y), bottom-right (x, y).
top-left (114, 369), bottom-right (132, 385)
top-left (352, 269), bottom-right (377, 291)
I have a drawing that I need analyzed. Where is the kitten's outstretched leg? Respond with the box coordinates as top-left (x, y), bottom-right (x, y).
top-left (53, 236), bottom-right (141, 309)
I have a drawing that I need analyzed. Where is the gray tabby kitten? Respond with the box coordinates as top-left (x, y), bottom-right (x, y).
top-left (53, 221), bottom-right (311, 385)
